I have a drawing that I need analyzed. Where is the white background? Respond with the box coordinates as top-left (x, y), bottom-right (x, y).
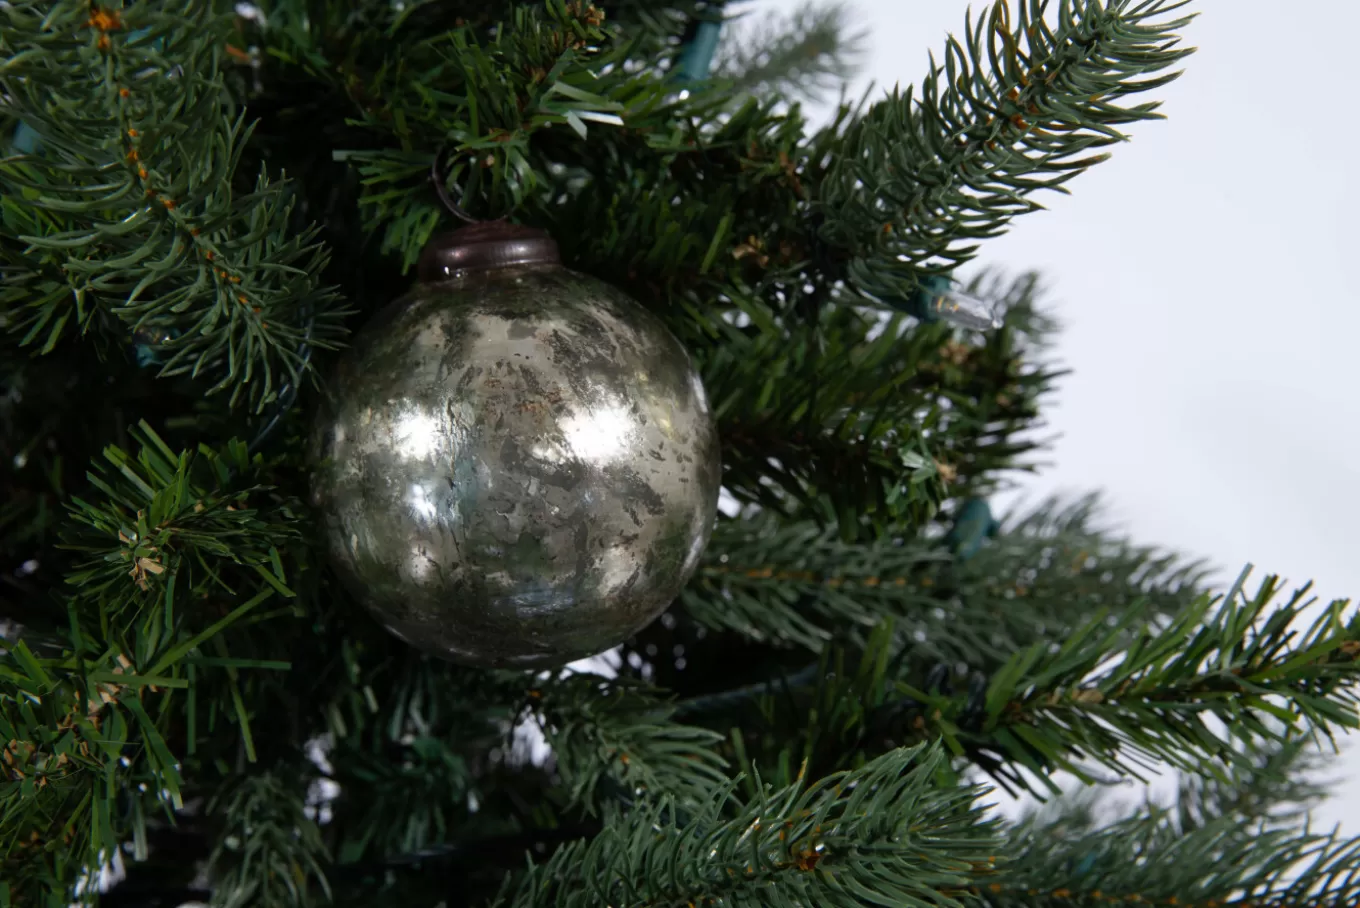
top-left (745, 0), bottom-right (1360, 829)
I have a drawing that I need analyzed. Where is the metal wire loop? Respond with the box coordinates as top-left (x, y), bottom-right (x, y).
top-left (429, 146), bottom-right (482, 225)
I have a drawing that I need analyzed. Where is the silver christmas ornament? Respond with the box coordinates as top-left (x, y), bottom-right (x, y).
top-left (310, 218), bottom-right (721, 669)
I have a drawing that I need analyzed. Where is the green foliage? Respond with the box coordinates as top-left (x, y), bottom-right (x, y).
top-left (311, 645), bottom-right (527, 865)
top-left (917, 271), bottom-right (1066, 494)
top-left (263, 0), bottom-right (676, 270)
top-left (8, 1), bottom-right (1360, 906)
top-left (0, 0), bottom-right (348, 412)
top-left (939, 493), bottom-right (1212, 670)
top-left (206, 771), bottom-right (332, 908)
top-left (0, 653), bottom-right (100, 908)
top-left (686, 494), bottom-right (1206, 666)
top-left (308, 647), bottom-right (727, 865)
top-left (327, 729), bottom-right (475, 861)
top-left (535, 673), bottom-right (729, 812)
top-left (914, 570), bottom-right (1360, 794)
top-left (698, 269), bottom-right (1061, 536)
top-left (817, 0), bottom-right (1196, 303)
top-left (0, 424), bottom-right (313, 901)
top-left (63, 421), bottom-right (300, 628)
top-left (990, 743), bottom-right (1360, 908)
top-left (684, 512), bottom-right (945, 650)
top-left (681, 573), bottom-right (1360, 799)
top-left (714, 1), bottom-right (869, 103)
top-left (1170, 734), bottom-right (1332, 831)
top-left (498, 742), bottom-right (998, 908)
top-left (702, 298), bottom-right (949, 530)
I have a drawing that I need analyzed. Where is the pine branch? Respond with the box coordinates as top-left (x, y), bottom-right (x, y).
top-left (496, 742), bottom-right (999, 908)
top-left (536, 673), bottom-right (729, 813)
top-left (327, 733), bottom-right (478, 863)
top-left (205, 771), bottom-right (332, 908)
top-left (309, 648), bottom-right (725, 862)
top-left (701, 297), bottom-right (948, 533)
top-left (1169, 734), bottom-right (1331, 832)
top-left (0, 0), bottom-right (349, 413)
top-left (938, 492), bottom-right (1211, 669)
top-left (600, 0), bottom-right (714, 64)
top-left (911, 270), bottom-right (1066, 496)
top-left (813, 0), bottom-right (1196, 300)
top-left (1006, 732), bottom-right (1331, 847)
top-left (685, 494), bottom-right (1206, 664)
top-left (714, 1), bottom-right (868, 103)
top-left (312, 644), bottom-right (529, 865)
top-left (62, 427), bottom-right (300, 625)
top-left (909, 570), bottom-right (1360, 795)
top-left (683, 512), bottom-right (945, 651)
top-left (701, 269), bottom-right (1060, 536)
top-left (256, 0), bottom-right (815, 314)
top-left (988, 804), bottom-right (1360, 908)
top-left (0, 423), bottom-right (314, 902)
top-left (687, 571), bottom-right (1360, 798)
top-left (316, 654), bottom-right (565, 868)
top-left (272, 0), bottom-right (647, 271)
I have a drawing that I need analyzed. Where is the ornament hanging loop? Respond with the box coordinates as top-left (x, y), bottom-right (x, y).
top-left (430, 146), bottom-right (481, 225)
top-left (418, 148), bottom-right (560, 281)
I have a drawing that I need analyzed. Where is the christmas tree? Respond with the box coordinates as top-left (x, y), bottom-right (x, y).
top-left (4, 0), bottom-right (1360, 905)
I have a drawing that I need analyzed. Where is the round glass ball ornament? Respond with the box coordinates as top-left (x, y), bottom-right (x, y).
top-left (310, 221), bottom-right (721, 669)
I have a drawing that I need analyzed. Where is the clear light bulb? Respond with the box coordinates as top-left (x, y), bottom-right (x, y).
top-left (923, 284), bottom-right (1003, 330)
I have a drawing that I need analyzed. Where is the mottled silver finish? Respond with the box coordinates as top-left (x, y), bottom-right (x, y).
top-left (311, 263), bottom-right (721, 669)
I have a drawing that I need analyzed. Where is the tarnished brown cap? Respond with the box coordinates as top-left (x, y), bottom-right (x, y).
top-left (417, 220), bottom-right (560, 281)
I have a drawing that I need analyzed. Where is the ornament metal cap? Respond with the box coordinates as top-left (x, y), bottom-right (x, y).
top-left (417, 221), bottom-right (561, 281)
top-left (421, 147), bottom-right (561, 281)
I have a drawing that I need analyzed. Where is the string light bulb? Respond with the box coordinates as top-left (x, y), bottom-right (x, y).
top-left (908, 274), bottom-right (1003, 330)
